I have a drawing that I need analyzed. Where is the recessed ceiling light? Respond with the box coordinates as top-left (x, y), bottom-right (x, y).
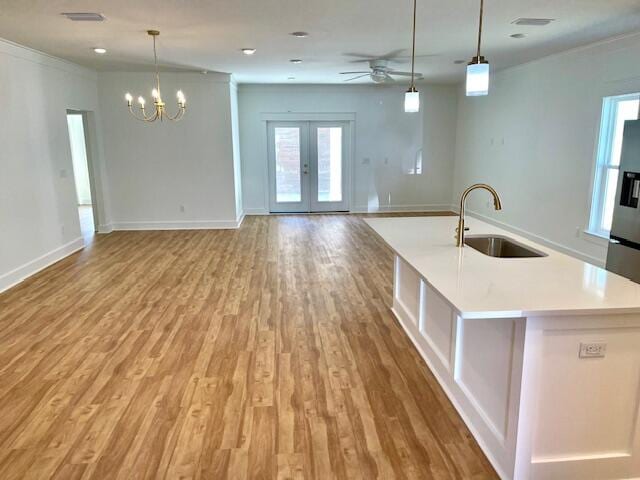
top-left (241, 48), bottom-right (256, 55)
top-left (290, 31), bottom-right (309, 38)
top-left (290, 59), bottom-right (302, 64)
top-left (61, 12), bottom-right (105, 21)
top-left (93, 47), bottom-right (107, 54)
top-left (512, 18), bottom-right (554, 26)
top-left (454, 60), bottom-right (466, 64)
top-left (510, 33), bottom-right (526, 39)
top-left (288, 77), bottom-right (296, 80)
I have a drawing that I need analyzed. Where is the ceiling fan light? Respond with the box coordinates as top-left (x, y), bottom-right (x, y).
top-left (404, 89), bottom-right (420, 113)
top-left (466, 61), bottom-right (490, 96)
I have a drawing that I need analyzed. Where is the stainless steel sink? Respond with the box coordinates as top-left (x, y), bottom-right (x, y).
top-left (464, 235), bottom-right (547, 258)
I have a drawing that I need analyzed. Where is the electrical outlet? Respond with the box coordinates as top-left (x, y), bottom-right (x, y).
top-left (179, 205), bottom-right (185, 213)
top-left (579, 342), bottom-right (606, 359)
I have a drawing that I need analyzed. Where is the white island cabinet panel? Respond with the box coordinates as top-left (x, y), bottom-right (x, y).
top-left (394, 256), bottom-right (421, 327)
top-left (456, 317), bottom-right (524, 445)
top-left (421, 282), bottom-right (456, 370)
top-left (517, 315), bottom-right (640, 480)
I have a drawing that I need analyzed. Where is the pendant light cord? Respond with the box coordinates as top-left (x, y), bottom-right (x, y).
top-left (476, 0), bottom-right (484, 61)
top-left (410, 0), bottom-right (417, 89)
top-left (153, 34), bottom-right (161, 97)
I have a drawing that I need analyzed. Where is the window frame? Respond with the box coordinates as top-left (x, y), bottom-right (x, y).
top-left (588, 93), bottom-right (640, 238)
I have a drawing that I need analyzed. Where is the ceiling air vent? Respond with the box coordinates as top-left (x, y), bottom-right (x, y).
top-left (61, 12), bottom-right (106, 21)
top-left (512, 18), bottom-right (554, 26)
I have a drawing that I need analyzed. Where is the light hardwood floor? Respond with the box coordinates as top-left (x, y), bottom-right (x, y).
top-left (0, 214), bottom-right (497, 479)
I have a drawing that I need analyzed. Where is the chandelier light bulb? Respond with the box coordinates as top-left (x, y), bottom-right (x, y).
top-left (138, 96), bottom-right (146, 106)
top-left (151, 88), bottom-right (159, 100)
top-left (125, 93), bottom-right (133, 104)
top-left (177, 90), bottom-right (185, 104)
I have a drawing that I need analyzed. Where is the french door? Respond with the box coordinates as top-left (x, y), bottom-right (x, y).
top-left (267, 121), bottom-right (350, 213)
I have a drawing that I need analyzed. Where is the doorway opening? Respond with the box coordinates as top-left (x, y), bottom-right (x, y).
top-left (267, 121), bottom-right (351, 213)
top-left (66, 112), bottom-right (96, 243)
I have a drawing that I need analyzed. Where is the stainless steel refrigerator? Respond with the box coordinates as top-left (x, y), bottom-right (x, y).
top-left (606, 119), bottom-right (640, 283)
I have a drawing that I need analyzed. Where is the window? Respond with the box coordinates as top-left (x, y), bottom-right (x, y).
top-left (588, 93), bottom-right (639, 237)
top-left (406, 148), bottom-right (423, 175)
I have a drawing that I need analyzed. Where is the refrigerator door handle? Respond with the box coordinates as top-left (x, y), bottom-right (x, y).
top-left (633, 179), bottom-right (640, 199)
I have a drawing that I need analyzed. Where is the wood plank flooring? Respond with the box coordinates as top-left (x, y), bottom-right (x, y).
top-left (0, 214), bottom-right (497, 479)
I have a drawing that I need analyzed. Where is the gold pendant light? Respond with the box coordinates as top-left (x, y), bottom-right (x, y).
top-left (124, 30), bottom-right (186, 122)
top-left (404, 0), bottom-right (420, 113)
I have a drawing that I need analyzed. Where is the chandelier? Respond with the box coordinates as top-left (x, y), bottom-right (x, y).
top-left (125, 30), bottom-right (186, 122)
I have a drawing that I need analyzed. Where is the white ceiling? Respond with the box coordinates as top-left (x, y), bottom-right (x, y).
top-left (1, 0), bottom-right (640, 84)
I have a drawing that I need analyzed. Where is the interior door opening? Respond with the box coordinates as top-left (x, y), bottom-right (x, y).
top-left (268, 121), bottom-right (350, 213)
top-left (66, 112), bottom-right (96, 243)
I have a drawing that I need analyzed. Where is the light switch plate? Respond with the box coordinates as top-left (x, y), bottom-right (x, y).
top-left (579, 342), bottom-right (607, 358)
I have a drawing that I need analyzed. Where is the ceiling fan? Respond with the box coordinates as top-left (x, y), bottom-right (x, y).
top-left (340, 59), bottom-right (424, 83)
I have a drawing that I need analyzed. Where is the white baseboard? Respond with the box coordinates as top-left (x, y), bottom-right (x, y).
top-left (463, 209), bottom-right (606, 267)
top-left (351, 204), bottom-right (454, 214)
top-left (0, 237), bottom-right (84, 294)
top-left (111, 218), bottom-right (243, 231)
top-left (244, 207), bottom-right (270, 215)
top-left (243, 204), bottom-right (454, 215)
top-left (97, 223), bottom-right (113, 234)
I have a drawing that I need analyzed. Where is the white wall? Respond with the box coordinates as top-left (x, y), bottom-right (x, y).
top-left (453, 33), bottom-right (640, 266)
top-left (98, 72), bottom-right (242, 229)
top-left (238, 84), bottom-right (458, 213)
top-left (0, 38), bottom-right (109, 292)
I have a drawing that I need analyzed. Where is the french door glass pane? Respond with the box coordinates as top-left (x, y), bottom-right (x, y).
top-left (274, 127), bottom-right (301, 203)
top-left (317, 127), bottom-right (342, 202)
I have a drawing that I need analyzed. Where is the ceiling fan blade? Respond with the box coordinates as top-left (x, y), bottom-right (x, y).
top-left (393, 53), bottom-right (440, 60)
top-left (388, 71), bottom-right (424, 77)
top-left (343, 52), bottom-right (379, 59)
top-left (348, 58), bottom-right (378, 64)
top-left (343, 74), bottom-right (371, 82)
top-left (378, 48), bottom-right (409, 60)
top-left (339, 71), bottom-right (370, 75)
top-left (343, 49), bottom-right (408, 63)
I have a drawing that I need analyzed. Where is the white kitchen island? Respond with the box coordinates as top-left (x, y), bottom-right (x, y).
top-left (365, 215), bottom-right (640, 480)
